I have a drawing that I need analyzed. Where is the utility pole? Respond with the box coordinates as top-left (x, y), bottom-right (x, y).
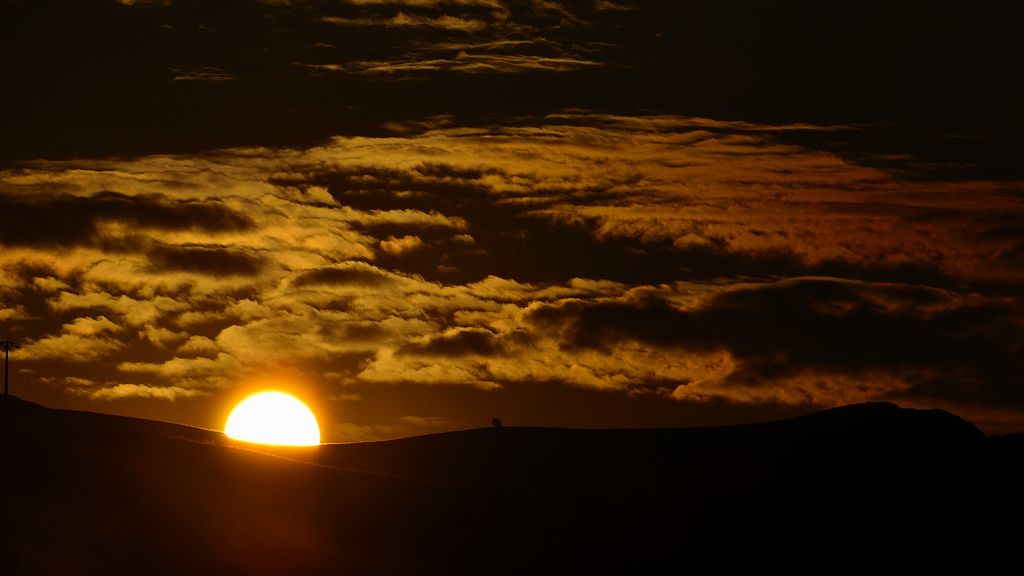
top-left (2, 337), bottom-right (17, 397)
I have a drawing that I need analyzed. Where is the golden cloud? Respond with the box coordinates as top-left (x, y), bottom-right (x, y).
top-left (2, 114), bottom-right (1023, 432)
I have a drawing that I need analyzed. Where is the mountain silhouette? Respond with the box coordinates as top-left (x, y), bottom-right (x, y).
top-left (1, 396), bottom-right (1020, 575)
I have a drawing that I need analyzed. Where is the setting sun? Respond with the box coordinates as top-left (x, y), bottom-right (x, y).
top-left (225, 392), bottom-right (321, 446)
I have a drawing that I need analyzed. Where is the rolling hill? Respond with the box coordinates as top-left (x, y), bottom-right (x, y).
top-left (2, 396), bottom-right (1021, 574)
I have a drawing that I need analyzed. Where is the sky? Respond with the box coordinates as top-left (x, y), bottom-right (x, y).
top-left (2, 0), bottom-right (1023, 440)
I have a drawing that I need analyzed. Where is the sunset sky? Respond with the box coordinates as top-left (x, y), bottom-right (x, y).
top-left (2, 0), bottom-right (1023, 440)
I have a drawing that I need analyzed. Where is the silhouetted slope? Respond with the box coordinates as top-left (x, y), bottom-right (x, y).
top-left (1, 397), bottom-right (1021, 575)
top-left (1, 396), bottom-right (471, 576)
top-left (1, 395), bottom-right (225, 444)
top-left (313, 402), bottom-right (1012, 573)
top-left (313, 402), bottom-right (986, 495)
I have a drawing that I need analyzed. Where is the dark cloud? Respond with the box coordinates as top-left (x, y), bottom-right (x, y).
top-left (527, 279), bottom-right (1024, 409)
top-left (397, 328), bottom-right (502, 357)
top-left (146, 245), bottom-right (267, 276)
top-left (291, 264), bottom-right (394, 288)
top-left (171, 66), bottom-right (237, 81)
top-left (3, 0), bottom-right (1020, 179)
top-left (317, 321), bottom-right (388, 344)
top-left (290, 165), bottom-right (492, 204)
top-left (412, 162), bottom-right (501, 181)
top-left (0, 192), bottom-right (254, 248)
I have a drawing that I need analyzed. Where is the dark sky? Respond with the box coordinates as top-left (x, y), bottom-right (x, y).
top-left (2, 0), bottom-right (1023, 439)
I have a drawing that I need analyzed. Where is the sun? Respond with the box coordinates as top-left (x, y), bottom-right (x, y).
top-left (225, 391), bottom-right (321, 446)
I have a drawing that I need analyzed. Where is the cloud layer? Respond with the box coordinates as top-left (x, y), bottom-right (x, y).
top-left (3, 114), bottom-right (1024, 435)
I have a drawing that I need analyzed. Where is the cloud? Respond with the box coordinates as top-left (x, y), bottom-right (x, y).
top-left (379, 235), bottom-right (425, 256)
top-left (138, 325), bottom-right (190, 349)
top-left (594, 1), bottom-right (632, 10)
top-left (146, 244), bottom-right (268, 276)
top-left (527, 0), bottom-right (590, 26)
top-left (303, 53), bottom-right (601, 75)
top-left (295, 0), bottom-right (613, 78)
top-left (322, 13), bottom-right (489, 33)
top-left (32, 276), bottom-right (72, 292)
top-left (18, 317), bottom-right (125, 362)
top-left (398, 415), bottom-right (449, 426)
top-left (357, 348), bottom-right (500, 388)
top-left (171, 67), bottom-right (237, 81)
top-left (86, 383), bottom-right (204, 401)
top-left (4, 113), bottom-right (1024, 431)
top-left (5, 118), bottom-right (1018, 298)
top-left (118, 353), bottom-right (243, 380)
top-left (0, 305), bottom-right (30, 322)
top-left (342, 0), bottom-right (505, 6)
top-left (40, 375), bottom-right (186, 401)
top-left (397, 327), bottom-right (502, 357)
top-left (178, 335), bottom-right (221, 356)
top-left (0, 192), bottom-right (255, 249)
top-left (382, 115), bottom-right (456, 134)
top-left (49, 292), bottom-right (190, 327)
top-left (291, 262), bottom-right (397, 288)
top-left (543, 112), bottom-right (853, 133)
top-left (525, 278), bottom-right (1024, 410)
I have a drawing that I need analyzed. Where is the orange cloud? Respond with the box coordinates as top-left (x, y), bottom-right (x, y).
top-left (3, 114), bottom-right (1024, 430)
top-left (379, 235), bottom-right (425, 256)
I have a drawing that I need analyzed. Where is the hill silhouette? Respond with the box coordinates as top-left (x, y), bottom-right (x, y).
top-left (1, 396), bottom-right (1021, 575)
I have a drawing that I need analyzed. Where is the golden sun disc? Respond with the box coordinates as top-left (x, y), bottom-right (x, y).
top-left (225, 392), bottom-right (320, 446)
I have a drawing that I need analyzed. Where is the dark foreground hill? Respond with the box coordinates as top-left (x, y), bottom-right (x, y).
top-left (1, 397), bottom-right (1021, 575)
